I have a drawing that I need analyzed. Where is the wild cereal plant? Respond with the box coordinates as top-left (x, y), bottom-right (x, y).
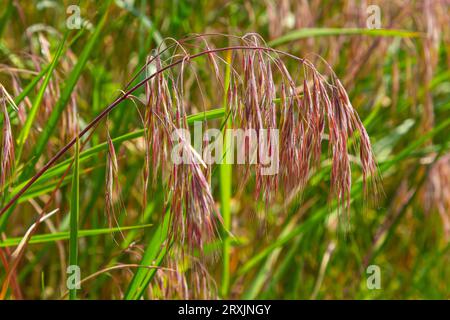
top-left (0, 33), bottom-right (379, 299)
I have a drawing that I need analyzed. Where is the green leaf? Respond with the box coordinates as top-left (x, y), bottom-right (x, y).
top-left (69, 138), bottom-right (80, 300)
top-left (220, 51), bottom-right (232, 298)
top-left (0, 224), bottom-right (152, 248)
top-left (124, 214), bottom-right (170, 300)
top-left (269, 28), bottom-right (421, 47)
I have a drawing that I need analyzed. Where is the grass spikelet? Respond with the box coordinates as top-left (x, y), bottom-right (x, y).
top-left (0, 85), bottom-right (16, 198)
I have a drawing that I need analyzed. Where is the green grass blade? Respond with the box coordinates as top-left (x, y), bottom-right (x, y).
top-left (269, 28), bottom-right (421, 47)
top-left (0, 224), bottom-right (152, 248)
top-left (68, 138), bottom-right (80, 300)
top-left (186, 108), bottom-right (225, 123)
top-left (124, 213), bottom-right (170, 300)
top-left (220, 51), bottom-right (232, 298)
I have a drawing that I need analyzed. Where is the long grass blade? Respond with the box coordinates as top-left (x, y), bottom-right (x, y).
top-left (124, 213), bottom-right (170, 300)
top-left (269, 27), bottom-right (421, 47)
top-left (220, 51), bottom-right (232, 298)
top-left (68, 138), bottom-right (80, 300)
top-left (0, 224), bottom-right (151, 248)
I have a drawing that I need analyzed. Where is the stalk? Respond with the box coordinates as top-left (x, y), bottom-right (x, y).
top-left (220, 50), bottom-right (232, 298)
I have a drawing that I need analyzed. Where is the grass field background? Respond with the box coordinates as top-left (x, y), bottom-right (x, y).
top-left (0, 0), bottom-right (449, 299)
